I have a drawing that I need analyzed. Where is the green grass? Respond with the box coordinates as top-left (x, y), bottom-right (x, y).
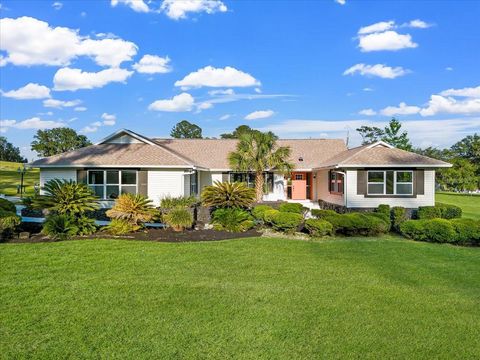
top-left (437, 192), bottom-right (480, 220)
top-left (1, 236), bottom-right (479, 359)
top-left (0, 161), bottom-right (39, 197)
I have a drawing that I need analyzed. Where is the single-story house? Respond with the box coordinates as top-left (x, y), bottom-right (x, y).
top-left (29, 129), bottom-right (451, 209)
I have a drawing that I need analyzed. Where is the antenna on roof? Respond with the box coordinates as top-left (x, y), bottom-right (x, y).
top-left (345, 127), bottom-right (350, 148)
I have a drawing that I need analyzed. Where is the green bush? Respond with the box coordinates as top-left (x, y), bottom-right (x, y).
top-left (104, 219), bottom-right (140, 235)
top-left (201, 181), bottom-right (256, 208)
top-left (0, 198), bottom-right (16, 213)
top-left (370, 212), bottom-right (391, 230)
top-left (74, 216), bottom-right (97, 236)
top-left (376, 204), bottom-right (390, 216)
top-left (163, 206), bottom-right (193, 231)
top-left (417, 204), bottom-right (462, 220)
top-left (401, 219), bottom-right (457, 244)
top-left (450, 218), bottom-right (480, 246)
top-left (304, 219), bottom-right (333, 237)
top-left (436, 203), bottom-right (462, 219)
top-left (160, 195), bottom-right (198, 210)
top-left (42, 214), bottom-right (78, 241)
top-left (311, 209), bottom-right (338, 219)
top-left (263, 209), bottom-right (280, 224)
top-left (400, 220), bottom-right (427, 241)
top-left (251, 205), bottom-right (273, 220)
top-left (271, 212), bottom-right (304, 233)
top-left (391, 206), bottom-right (407, 232)
top-left (0, 209), bottom-right (21, 241)
top-left (278, 203), bottom-right (305, 214)
top-left (106, 193), bottom-right (158, 226)
top-left (212, 208), bottom-right (254, 232)
top-left (324, 213), bottom-right (389, 236)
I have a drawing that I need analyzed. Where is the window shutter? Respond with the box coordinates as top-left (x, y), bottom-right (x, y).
top-left (357, 170), bottom-right (367, 195)
top-left (138, 170), bottom-right (148, 196)
top-left (328, 170), bottom-right (332, 192)
top-left (77, 169), bottom-right (87, 184)
top-left (415, 169), bottom-right (424, 195)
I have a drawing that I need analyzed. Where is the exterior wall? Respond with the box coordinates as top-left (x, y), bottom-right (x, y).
top-left (263, 173), bottom-right (286, 201)
top-left (147, 169), bottom-right (186, 206)
top-left (39, 169), bottom-right (77, 194)
top-left (345, 169), bottom-right (435, 208)
top-left (199, 171), bottom-right (223, 190)
top-left (314, 170), bottom-right (344, 206)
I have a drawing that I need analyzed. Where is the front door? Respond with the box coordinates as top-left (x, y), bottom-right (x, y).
top-left (291, 172), bottom-right (307, 200)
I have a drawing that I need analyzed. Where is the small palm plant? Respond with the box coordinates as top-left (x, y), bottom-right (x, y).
top-left (163, 206), bottom-right (193, 231)
top-left (228, 131), bottom-right (293, 202)
top-left (106, 193), bottom-right (158, 226)
top-left (32, 179), bottom-right (99, 215)
top-left (201, 181), bottom-right (256, 208)
top-left (42, 214), bottom-right (79, 241)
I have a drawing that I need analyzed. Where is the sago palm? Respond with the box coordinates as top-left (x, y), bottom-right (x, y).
top-left (32, 179), bottom-right (99, 215)
top-left (228, 131), bottom-right (293, 202)
top-left (201, 181), bottom-right (256, 208)
top-left (106, 193), bottom-right (158, 225)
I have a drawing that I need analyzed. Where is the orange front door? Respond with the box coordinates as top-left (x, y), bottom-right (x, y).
top-left (291, 172), bottom-right (307, 200)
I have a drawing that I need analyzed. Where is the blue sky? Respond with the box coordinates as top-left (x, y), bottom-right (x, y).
top-left (1, 0), bottom-right (479, 160)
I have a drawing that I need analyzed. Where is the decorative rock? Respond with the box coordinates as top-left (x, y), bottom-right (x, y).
top-left (19, 232), bottom-right (30, 239)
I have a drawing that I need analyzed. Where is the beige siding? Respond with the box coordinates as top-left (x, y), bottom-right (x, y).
top-left (345, 169), bottom-right (435, 208)
top-left (184, 173), bottom-right (191, 197)
top-left (315, 170), bottom-right (344, 205)
top-left (199, 171), bottom-right (223, 191)
top-left (147, 169), bottom-right (185, 206)
top-left (39, 169), bottom-right (77, 194)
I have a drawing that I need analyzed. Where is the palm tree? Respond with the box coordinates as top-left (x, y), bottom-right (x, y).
top-left (228, 131), bottom-right (293, 202)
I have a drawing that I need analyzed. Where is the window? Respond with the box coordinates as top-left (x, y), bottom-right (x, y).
top-left (229, 172), bottom-right (274, 194)
top-left (87, 170), bottom-right (137, 199)
top-left (190, 171), bottom-right (198, 195)
top-left (367, 170), bottom-right (413, 196)
top-left (329, 171), bottom-right (344, 194)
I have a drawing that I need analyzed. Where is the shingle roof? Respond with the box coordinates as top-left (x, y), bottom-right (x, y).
top-left (153, 138), bottom-right (348, 169)
top-left (319, 143), bottom-right (451, 168)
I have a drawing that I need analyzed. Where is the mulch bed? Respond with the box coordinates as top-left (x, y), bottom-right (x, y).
top-left (5, 228), bottom-right (262, 244)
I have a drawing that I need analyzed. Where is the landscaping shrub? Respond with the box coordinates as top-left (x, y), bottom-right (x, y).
top-left (42, 214), bottom-right (78, 241)
top-left (401, 219), bottom-right (457, 244)
top-left (436, 203), bottom-right (462, 219)
top-left (106, 193), bottom-right (158, 226)
top-left (104, 219), bottom-right (140, 235)
top-left (201, 181), bottom-right (256, 208)
top-left (391, 206), bottom-right (407, 232)
top-left (160, 195), bottom-right (198, 210)
top-left (251, 205), bottom-right (273, 221)
top-left (311, 209), bottom-right (338, 219)
top-left (376, 204), bottom-right (390, 216)
top-left (270, 212), bottom-right (304, 233)
top-left (400, 220), bottom-right (427, 242)
top-left (370, 212), bottom-right (391, 230)
top-left (211, 208), bottom-right (254, 232)
top-left (324, 213), bottom-right (389, 236)
top-left (74, 216), bottom-right (97, 236)
top-left (417, 204), bottom-right (462, 220)
top-left (0, 209), bottom-right (21, 241)
top-left (0, 198), bottom-right (16, 213)
top-left (263, 209), bottom-right (280, 224)
top-left (31, 179), bottom-right (99, 215)
top-left (163, 206), bottom-right (193, 231)
top-left (278, 202), bottom-right (305, 214)
top-left (450, 218), bottom-right (480, 246)
top-left (304, 219), bottom-right (333, 237)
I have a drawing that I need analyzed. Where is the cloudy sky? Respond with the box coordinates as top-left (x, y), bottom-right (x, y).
top-left (1, 0), bottom-right (479, 160)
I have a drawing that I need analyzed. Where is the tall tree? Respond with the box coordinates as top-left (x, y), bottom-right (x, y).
top-left (381, 118), bottom-right (412, 151)
top-left (31, 128), bottom-right (92, 157)
top-left (220, 125), bottom-right (261, 139)
top-left (170, 120), bottom-right (202, 138)
top-left (437, 158), bottom-right (478, 191)
top-left (228, 131), bottom-right (293, 202)
top-left (0, 136), bottom-right (27, 163)
top-left (450, 134), bottom-right (480, 165)
top-left (356, 126), bottom-right (384, 145)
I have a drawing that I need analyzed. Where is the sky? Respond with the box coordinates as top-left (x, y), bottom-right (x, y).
top-left (0, 0), bottom-right (479, 161)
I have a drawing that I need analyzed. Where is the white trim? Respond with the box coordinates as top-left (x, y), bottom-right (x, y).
top-left (367, 170), bottom-right (413, 196)
top-left (96, 129), bottom-right (157, 146)
top-left (366, 141), bottom-right (394, 149)
top-left (29, 165), bottom-right (197, 169)
top-left (87, 169), bottom-right (138, 200)
top-left (314, 163), bottom-right (451, 170)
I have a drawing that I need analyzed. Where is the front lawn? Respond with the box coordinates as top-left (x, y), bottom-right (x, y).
top-left (1, 237), bottom-right (479, 359)
top-left (437, 192), bottom-right (480, 220)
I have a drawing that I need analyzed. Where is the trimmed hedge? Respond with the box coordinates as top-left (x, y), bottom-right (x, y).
top-left (417, 203), bottom-right (462, 220)
top-left (311, 209), bottom-right (338, 219)
top-left (391, 206), bottom-right (407, 232)
top-left (450, 218), bottom-right (480, 246)
top-left (251, 205), bottom-right (274, 221)
top-left (263, 209), bottom-right (280, 224)
top-left (376, 204), bottom-right (390, 216)
top-left (278, 203), bottom-right (305, 214)
top-left (305, 219), bottom-right (333, 237)
top-left (270, 212), bottom-right (304, 233)
top-left (321, 212), bottom-right (389, 236)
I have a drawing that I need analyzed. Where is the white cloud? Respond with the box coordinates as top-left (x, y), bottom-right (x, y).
top-left (380, 102), bottom-right (421, 116)
top-left (445, 67), bottom-right (453, 71)
top-left (420, 95), bottom-right (480, 116)
top-left (359, 30), bottom-right (417, 52)
top-left (406, 19), bottom-right (432, 29)
top-left (363, 87), bottom-right (374, 92)
top-left (175, 66), bottom-right (260, 89)
top-left (43, 98), bottom-right (82, 108)
top-left (132, 55), bottom-right (171, 74)
top-left (440, 86), bottom-right (480, 98)
top-left (101, 113), bottom-right (116, 125)
top-left (74, 106), bottom-right (87, 112)
top-left (1, 83), bottom-right (51, 99)
top-left (148, 92), bottom-right (195, 112)
top-left (160, 0), bottom-right (227, 20)
top-left (343, 63), bottom-right (409, 79)
top-left (245, 110), bottom-right (275, 120)
top-left (359, 109), bottom-right (377, 116)
top-left (219, 114), bottom-right (231, 120)
top-left (196, 102), bottom-right (213, 111)
top-left (53, 67), bottom-right (133, 91)
top-left (81, 125), bottom-right (99, 133)
top-left (111, 0), bottom-right (150, 12)
top-left (52, 2), bottom-right (63, 10)
top-left (0, 16), bottom-right (137, 67)
top-left (334, 0), bottom-right (346, 5)
top-left (208, 88), bottom-right (235, 96)
top-left (1, 117), bottom-right (66, 132)
top-left (358, 21), bottom-right (395, 35)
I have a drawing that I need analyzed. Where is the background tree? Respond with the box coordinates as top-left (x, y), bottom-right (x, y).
top-left (220, 125), bottom-right (262, 139)
top-left (170, 120), bottom-right (202, 138)
top-left (356, 118), bottom-right (412, 150)
top-left (31, 128), bottom-right (91, 157)
top-left (0, 136), bottom-right (27, 162)
top-left (437, 158), bottom-right (478, 191)
top-left (228, 131), bottom-right (293, 202)
top-left (356, 125), bottom-right (384, 145)
top-left (450, 134), bottom-right (480, 165)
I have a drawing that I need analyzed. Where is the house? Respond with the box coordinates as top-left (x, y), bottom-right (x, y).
top-left (29, 129), bottom-right (451, 210)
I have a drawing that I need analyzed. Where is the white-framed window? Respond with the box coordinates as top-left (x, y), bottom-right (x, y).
top-left (367, 170), bottom-right (413, 196)
top-left (87, 170), bottom-right (137, 200)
